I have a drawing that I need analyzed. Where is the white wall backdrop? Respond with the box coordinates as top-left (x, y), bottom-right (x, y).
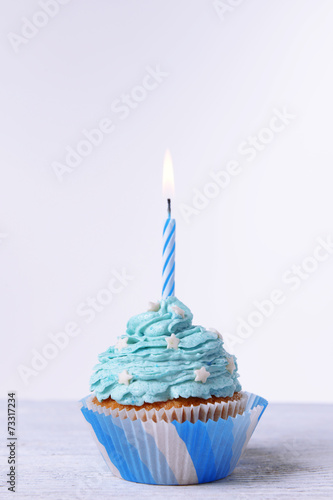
top-left (1, 0), bottom-right (333, 402)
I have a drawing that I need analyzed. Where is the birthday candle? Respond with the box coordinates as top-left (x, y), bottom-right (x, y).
top-left (162, 150), bottom-right (175, 299)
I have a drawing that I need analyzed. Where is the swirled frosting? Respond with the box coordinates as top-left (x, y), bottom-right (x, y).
top-left (90, 297), bottom-right (241, 405)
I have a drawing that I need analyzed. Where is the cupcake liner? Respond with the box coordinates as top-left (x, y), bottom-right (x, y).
top-left (79, 391), bottom-right (268, 485)
top-left (85, 392), bottom-right (248, 423)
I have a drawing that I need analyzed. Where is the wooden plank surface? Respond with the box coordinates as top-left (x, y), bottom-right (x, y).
top-left (1, 401), bottom-right (332, 499)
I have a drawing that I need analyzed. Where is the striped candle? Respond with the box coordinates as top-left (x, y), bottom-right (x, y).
top-left (162, 150), bottom-right (175, 299)
top-left (162, 215), bottom-right (176, 299)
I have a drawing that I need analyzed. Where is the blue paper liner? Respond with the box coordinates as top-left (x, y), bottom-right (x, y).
top-left (79, 392), bottom-right (268, 485)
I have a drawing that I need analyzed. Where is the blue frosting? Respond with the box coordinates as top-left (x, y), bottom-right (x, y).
top-left (90, 297), bottom-right (242, 405)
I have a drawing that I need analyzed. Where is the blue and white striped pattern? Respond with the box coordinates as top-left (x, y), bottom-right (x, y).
top-left (162, 217), bottom-right (176, 299)
top-left (80, 392), bottom-right (268, 485)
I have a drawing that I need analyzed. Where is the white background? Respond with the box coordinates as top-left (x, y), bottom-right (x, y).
top-left (1, 0), bottom-right (333, 402)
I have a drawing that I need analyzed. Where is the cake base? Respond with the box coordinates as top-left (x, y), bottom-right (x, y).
top-left (92, 391), bottom-right (243, 411)
top-left (80, 392), bottom-right (268, 483)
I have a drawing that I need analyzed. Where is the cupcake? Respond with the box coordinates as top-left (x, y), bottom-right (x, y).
top-left (80, 297), bottom-right (268, 484)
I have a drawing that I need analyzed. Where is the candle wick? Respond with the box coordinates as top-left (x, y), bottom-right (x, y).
top-left (167, 198), bottom-right (171, 217)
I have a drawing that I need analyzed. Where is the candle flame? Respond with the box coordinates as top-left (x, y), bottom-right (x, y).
top-left (162, 149), bottom-right (175, 198)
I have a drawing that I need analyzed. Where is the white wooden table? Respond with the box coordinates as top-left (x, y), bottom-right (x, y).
top-left (1, 401), bottom-right (332, 499)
